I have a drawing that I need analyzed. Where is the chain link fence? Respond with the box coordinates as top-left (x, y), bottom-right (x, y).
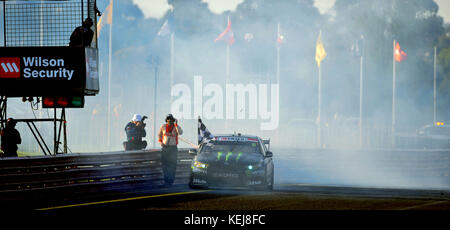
top-left (2, 0), bottom-right (97, 47)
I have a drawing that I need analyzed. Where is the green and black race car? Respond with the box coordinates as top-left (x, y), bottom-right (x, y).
top-left (188, 134), bottom-right (274, 190)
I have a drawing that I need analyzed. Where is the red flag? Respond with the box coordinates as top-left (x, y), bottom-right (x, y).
top-left (394, 42), bottom-right (407, 62)
top-left (277, 24), bottom-right (285, 44)
top-left (277, 34), bottom-right (284, 44)
top-left (214, 17), bottom-right (235, 45)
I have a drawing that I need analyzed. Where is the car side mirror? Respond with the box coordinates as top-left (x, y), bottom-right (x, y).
top-left (266, 151), bottom-right (273, 157)
top-left (189, 148), bottom-right (198, 155)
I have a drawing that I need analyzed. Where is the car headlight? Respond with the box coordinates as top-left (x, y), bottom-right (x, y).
top-left (248, 161), bottom-right (264, 171)
top-left (193, 160), bottom-right (208, 169)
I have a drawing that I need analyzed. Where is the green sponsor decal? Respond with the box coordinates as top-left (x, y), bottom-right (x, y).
top-left (236, 152), bottom-right (242, 162)
top-left (226, 152), bottom-right (233, 162)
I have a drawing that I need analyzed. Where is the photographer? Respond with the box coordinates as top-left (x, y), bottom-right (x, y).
top-left (158, 114), bottom-right (183, 188)
top-left (124, 114), bottom-right (147, 150)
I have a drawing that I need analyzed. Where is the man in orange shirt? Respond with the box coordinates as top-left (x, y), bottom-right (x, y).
top-left (158, 114), bottom-right (183, 188)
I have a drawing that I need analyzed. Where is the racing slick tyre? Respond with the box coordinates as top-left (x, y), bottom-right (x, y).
top-left (188, 173), bottom-right (206, 189)
top-left (256, 169), bottom-right (274, 191)
top-left (267, 169), bottom-right (274, 191)
top-left (263, 168), bottom-right (274, 191)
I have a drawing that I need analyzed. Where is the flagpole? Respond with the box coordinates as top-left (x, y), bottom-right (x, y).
top-left (277, 23), bottom-right (280, 85)
top-left (318, 64), bottom-right (322, 148)
top-left (153, 56), bottom-right (158, 149)
top-left (226, 43), bottom-right (230, 80)
top-left (227, 15), bottom-right (231, 84)
top-left (107, 0), bottom-right (114, 150)
top-left (276, 23), bottom-right (281, 146)
top-left (392, 40), bottom-right (396, 149)
top-left (433, 46), bottom-right (437, 125)
top-left (359, 54), bottom-right (363, 149)
top-left (170, 32), bottom-right (174, 92)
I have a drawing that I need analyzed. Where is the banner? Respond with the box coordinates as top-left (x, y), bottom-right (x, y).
top-left (0, 47), bottom-right (99, 97)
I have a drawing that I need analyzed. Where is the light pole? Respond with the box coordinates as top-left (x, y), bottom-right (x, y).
top-left (149, 55), bottom-right (159, 148)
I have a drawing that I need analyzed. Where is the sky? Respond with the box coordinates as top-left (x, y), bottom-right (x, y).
top-left (435, 0), bottom-right (450, 23)
top-left (132, 0), bottom-right (450, 23)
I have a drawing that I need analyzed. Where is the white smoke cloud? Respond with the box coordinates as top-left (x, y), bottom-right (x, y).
top-left (202, 0), bottom-right (245, 14)
top-left (314, 0), bottom-right (335, 14)
top-left (132, 0), bottom-right (245, 19)
top-left (132, 0), bottom-right (173, 19)
top-left (131, 0), bottom-right (340, 19)
top-left (435, 0), bottom-right (450, 23)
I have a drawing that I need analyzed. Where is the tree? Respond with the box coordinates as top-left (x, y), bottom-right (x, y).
top-left (437, 25), bottom-right (450, 118)
top-left (330, 0), bottom-right (446, 127)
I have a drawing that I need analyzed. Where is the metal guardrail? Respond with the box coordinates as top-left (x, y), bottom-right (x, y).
top-left (0, 148), bottom-right (194, 201)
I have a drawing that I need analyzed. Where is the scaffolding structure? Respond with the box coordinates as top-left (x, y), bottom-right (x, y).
top-left (2, 0), bottom-right (98, 48)
top-left (1, 0), bottom-right (99, 155)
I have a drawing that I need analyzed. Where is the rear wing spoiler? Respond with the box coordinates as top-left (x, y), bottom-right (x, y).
top-left (263, 139), bottom-right (270, 151)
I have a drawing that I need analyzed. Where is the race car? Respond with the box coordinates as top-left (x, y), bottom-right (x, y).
top-left (188, 134), bottom-right (274, 190)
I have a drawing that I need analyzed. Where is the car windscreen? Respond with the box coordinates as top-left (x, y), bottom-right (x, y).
top-left (200, 141), bottom-right (261, 154)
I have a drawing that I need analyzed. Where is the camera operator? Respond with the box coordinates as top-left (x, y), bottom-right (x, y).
top-left (124, 114), bottom-right (147, 150)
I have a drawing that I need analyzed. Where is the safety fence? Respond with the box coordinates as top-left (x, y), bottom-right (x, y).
top-left (0, 148), bottom-right (194, 201)
top-left (2, 0), bottom-right (98, 48)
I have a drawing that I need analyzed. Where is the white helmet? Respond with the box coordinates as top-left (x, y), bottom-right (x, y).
top-left (132, 114), bottom-right (142, 122)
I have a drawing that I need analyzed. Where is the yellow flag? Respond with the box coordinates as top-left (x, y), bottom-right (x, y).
top-left (97, 0), bottom-right (113, 37)
top-left (315, 30), bottom-right (327, 68)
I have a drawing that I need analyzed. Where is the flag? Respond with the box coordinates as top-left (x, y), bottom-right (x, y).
top-left (277, 24), bottom-right (285, 44)
top-left (394, 41), bottom-right (407, 62)
top-left (351, 35), bottom-right (364, 57)
top-left (214, 17), bottom-right (235, 45)
top-left (157, 19), bottom-right (171, 36)
top-left (244, 33), bottom-right (254, 43)
top-left (198, 117), bottom-right (213, 144)
top-left (97, 0), bottom-right (113, 38)
top-left (315, 30), bottom-right (327, 68)
top-left (277, 34), bottom-right (285, 44)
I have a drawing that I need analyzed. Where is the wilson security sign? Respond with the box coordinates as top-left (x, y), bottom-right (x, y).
top-left (22, 57), bottom-right (75, 80)
top-left (0, 47), bottom-right (90, 97)
top-left (0, 57), bottom-right (75, 80)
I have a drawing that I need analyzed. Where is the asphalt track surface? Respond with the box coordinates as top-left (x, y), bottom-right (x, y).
top-left (0, 183), bottom-right (445, 228)
top-left (35, 183), bottom-right (450, 211)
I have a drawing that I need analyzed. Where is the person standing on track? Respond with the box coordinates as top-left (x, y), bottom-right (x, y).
top-left (158, 114), bottom-right (183, 188)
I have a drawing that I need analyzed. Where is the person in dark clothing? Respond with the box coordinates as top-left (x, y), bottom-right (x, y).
top-left (123, 114), bottom-right (147, 151)
top-left (0, 118), bottom-right (21, 157)
top-left (69, 18), bottom-right (94, 47)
